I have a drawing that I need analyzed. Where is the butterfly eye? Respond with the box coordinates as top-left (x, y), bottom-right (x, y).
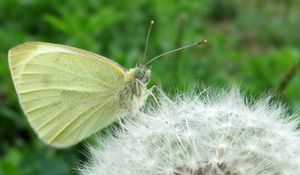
top-left (135, 68), bottom-right (145, 80)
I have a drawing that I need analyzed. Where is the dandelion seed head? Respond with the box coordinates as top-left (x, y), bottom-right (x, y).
top-left (80, 88), bottom-right (300, 175)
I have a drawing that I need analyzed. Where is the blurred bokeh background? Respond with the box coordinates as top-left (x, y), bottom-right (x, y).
top-left (1, 0), bottom-right (300, 174)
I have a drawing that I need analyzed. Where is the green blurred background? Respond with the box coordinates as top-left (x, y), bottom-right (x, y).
top-left (1, 0), bottom-right (300, 174)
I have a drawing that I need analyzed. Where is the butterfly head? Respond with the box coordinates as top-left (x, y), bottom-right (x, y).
top-left (134, 65), bottom-right (151, 84)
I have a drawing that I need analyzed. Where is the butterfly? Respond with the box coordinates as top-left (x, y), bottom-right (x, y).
top-left (9, 41), bottom-right (154, 147)
top-left (8, 22), bottom-right (207, 148)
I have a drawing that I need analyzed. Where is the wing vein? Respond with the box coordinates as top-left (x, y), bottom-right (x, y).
top-left (19, 88), bottom-right (107, 95)
top-left (36, 106), bottom-right (73, 131)
top-left (48, 98), bottom-right (113, 143)
top-left (25, 63), bottom-right (106, 85)
top-left (26, 101), bottom-right (60, 114)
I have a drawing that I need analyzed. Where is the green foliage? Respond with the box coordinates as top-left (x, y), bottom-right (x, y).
top-left (0, 0), bottom-right (300, 174)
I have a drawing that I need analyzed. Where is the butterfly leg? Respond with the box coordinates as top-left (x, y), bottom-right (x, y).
top-left (147, 85), bottom-right (160, 106)
top-left (136, 80), bottom-right (156, 103)
top-left (135, 80), bottom-right (161, 106)
top-left (134, 80), bottom-right (149, 128)
top-left (135, 80), bottom-right (142, 96)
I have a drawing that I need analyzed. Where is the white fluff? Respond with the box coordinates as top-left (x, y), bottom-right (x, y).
top-left (79, 88), bottom-right (300, 175)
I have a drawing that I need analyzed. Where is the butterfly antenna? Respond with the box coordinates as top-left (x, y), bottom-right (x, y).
top-left (142, 20), bottom-right (155, 62)
top-left (146, 39), bottom-right (207, 66)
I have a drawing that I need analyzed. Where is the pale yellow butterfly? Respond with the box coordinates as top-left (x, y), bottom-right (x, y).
top-left (8, 21), bottom-right (207, 148)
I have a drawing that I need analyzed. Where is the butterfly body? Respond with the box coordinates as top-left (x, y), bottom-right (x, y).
top-left (119, 67), bottom-right (151, 115)
top-left (8, 42), bottom-right (151, 147)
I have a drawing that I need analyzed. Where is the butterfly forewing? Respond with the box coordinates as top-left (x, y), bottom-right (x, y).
top-left (9, 42), bottom-right (126, 147)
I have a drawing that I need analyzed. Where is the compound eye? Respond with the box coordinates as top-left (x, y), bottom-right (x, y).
top-left (135, 68), bottom-right (145, 80)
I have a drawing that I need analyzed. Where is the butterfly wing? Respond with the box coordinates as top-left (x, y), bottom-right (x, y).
top-left (9, 42), bottom-right (126, 147)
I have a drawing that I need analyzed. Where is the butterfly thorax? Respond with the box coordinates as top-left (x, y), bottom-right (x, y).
top-left (118, 66), bottom-right (151, 114)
